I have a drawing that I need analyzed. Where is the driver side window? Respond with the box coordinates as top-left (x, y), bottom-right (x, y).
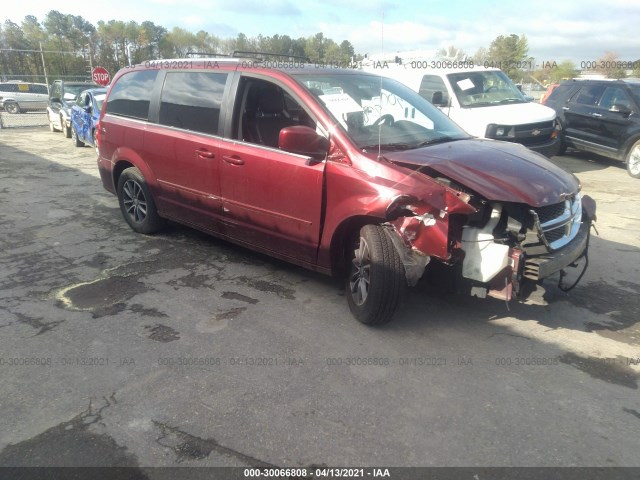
top-left (234, 78), bottom-right (317, 148)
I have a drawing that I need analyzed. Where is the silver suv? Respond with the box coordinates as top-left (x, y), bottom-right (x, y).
top-left (0, 82), bottom-right (49, 113)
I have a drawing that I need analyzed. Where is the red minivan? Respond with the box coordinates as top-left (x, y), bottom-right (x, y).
top-left (97, 58), bottom-right (595, 325)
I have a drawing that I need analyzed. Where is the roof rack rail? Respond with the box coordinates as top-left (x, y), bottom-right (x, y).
top-left (185, 51), bottom-right (231, 58)
top-left (232, 50), bottom-right (311, 62)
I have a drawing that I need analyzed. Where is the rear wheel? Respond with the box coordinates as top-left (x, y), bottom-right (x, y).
top-left (626, 140), bottom-right (640, 179)
top-left (71, 124), bottom-right (84, 147)
top-left (117, 167), bottom-right (165, 234)
top-left (346, 225), bottom-right (405, 325)
top-left (62, 115), bottom-right (71, 138)
top-left (5, 102), bottom-right (19, 114)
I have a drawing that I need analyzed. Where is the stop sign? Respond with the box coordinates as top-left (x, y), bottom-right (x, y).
top-left (92, 67), bottom-right (111, 86)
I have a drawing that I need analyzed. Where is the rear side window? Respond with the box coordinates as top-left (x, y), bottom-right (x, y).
top-left (32, 85), bottom-right (48, 94)
top-left (106, 70), bottom-right (158, 120)
top-left (573, 84), bottom-right (606, 106)
top-left (418, 75), bottom-right (449, 104)
top-left (159, 72), bottom-right (227, 135)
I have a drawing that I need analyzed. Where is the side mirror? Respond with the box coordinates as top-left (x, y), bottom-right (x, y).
top-left (431, 91), bottom-right (447, 106)
top-left (279, 126), bottom-right (329, 159)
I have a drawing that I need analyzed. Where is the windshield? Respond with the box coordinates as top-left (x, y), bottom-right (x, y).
top-left (64, 85), bottom-right (89, 101)
top-left (448, 70), bottom-right (526, 108)
top-left (292, 73), bottom-right (469, 151)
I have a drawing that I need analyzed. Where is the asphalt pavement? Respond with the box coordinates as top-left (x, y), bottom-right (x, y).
top-left (0, 128), bottom-right (639, 476)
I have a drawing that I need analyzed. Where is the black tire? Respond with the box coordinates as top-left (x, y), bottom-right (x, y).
top-left (62, 116), bottom-right (71, 138)
top-left (626, 140), bottom-right (640, 179)
top-left (116, 167), bottom-right (165, 234)
top-left (5, 102), bottom-right (20, 114)
top-left (71, 124), bottom-right (84, 147)
top-left (556, 134), bottom-right (567, 156)
top-left (346, 225), bottom-right (405, 325)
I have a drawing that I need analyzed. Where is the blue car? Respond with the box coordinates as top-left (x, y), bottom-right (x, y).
top-left (70, 88), bottom-right (107, 154)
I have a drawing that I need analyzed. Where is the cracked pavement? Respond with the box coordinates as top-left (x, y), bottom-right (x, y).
top-left (0, 128), bottom-right (639, 471)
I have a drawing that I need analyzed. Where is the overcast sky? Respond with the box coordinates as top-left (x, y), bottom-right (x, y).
top-left (2, 0), bottom-right (640, 63)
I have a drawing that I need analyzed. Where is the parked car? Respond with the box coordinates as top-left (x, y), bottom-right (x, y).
top-left (544, 78), bottom-right (640, 178)
top-left (47, 80), bottom-right (98, 137)
top-left (70, 88), bottom-right (107, 154)
top-left (97, 59), bottom-right (595, 325)
top-left (364, 66), bottom-right (561, 157)
top-left (0, 81), bottom-right (48, 113)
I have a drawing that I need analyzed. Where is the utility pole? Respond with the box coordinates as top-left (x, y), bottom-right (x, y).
top-left (39, 42), bottom-right (49, 89)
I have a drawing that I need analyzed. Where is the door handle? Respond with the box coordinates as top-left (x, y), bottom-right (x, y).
top-left (222, 155), bottom-right (245, 166)
top-left (562, 107), bottom-right (570, 111)
top-left (196, 149), bottom-right (215, 159)
top-left (590, 112), bottom-right (602, 118)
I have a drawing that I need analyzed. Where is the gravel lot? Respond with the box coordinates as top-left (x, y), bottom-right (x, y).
top-left (1, 128), bottom-right (639, 476)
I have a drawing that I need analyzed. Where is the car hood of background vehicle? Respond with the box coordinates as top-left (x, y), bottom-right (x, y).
top-left (384, 139), bottom-right (579, 207)
top-left (449, 101), bottom-right (556, 138)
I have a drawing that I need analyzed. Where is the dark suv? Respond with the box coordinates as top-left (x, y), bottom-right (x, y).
top-left (47, 80), bottom-right (98, 137)
top-left (97, 58), bottom-right (595, 325)
top-left (545, 79), bottom-right (640, 178)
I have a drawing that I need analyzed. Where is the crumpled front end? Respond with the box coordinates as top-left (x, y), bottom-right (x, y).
top-left (384, 179), bottom-right (596, 301)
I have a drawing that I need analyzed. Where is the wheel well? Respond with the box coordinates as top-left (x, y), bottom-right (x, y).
top-left (623, 135), bottom-right (640, 160)
top-left (112, 161), bottom-right (135, 189)
top-left (330, 215), bottom-right (385, 278)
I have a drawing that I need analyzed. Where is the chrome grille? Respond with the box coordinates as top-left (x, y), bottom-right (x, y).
top-left (534, 202), bottom-right (566, 223)
top-left (530, 194), bottom-right (582, 251)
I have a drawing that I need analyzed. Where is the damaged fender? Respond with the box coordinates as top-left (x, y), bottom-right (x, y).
top-left (384, 191), bottom-right (476, 286)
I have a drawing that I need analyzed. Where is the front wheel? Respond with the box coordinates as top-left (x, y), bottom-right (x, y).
top-left (5, 102), bottom-right (20, 114)
top-left (71, 124), bottom-right (84, 147)
top-left (346, 225), bottom-right (406, 325)
top-left (556, 133), bottom-right (567, 156)
top-left (626, 140), bottom-right (640, 179)
top-left (117, 167), bottom-right (165, 234)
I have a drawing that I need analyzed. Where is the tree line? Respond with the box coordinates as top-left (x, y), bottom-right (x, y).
top-left (1, 12), bottom-right (638, 84)
top-left (0, 11), bottom-right (356, 80)
top-left (441, 34), bottom-right (640, 84)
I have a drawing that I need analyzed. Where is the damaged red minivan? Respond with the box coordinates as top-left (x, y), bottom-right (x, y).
top-left (97, 59), bottom-right (596, 325)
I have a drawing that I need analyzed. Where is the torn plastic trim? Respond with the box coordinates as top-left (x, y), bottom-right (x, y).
top-left (383, 226), bottom-right (430, 287)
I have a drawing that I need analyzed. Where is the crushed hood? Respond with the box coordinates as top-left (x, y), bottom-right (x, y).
top-left (384, 139), bottom-right (580, 207)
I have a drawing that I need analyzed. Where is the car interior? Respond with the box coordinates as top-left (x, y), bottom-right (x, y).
top-left (235, 78), bottom-right (316, 148)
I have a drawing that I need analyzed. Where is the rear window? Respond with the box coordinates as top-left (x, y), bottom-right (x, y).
top-left (159, 72), bottom-right (227, 135)
top-left (106, 70), bottom-right (158, 120)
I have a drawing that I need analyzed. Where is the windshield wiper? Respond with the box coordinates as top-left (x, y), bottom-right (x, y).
top-left (361, 143), bottom-right (414, 152)
top-left (415, 136), bottom-right (459, 147)
top-left (498, 98), bottom-right (525, 104)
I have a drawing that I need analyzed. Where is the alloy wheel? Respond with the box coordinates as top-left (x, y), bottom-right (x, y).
top-left (122, 179), bottom-right (148, 224)
top-left (349, 237), bottom-right (371, 306)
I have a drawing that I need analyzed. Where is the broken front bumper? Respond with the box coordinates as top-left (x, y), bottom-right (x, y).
top-left (522, 220), bottom-right (590, 281)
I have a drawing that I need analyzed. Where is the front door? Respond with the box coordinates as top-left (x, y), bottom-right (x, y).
top-left (219, 76), bottom-right (326, 264)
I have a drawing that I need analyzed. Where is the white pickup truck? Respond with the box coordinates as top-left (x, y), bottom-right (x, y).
top-left (364, 65), bottom-right (560, 157)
